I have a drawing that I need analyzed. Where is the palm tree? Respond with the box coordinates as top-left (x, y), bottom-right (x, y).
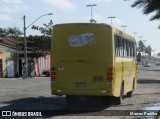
top-left (131, 0), bottom-right (160, 28)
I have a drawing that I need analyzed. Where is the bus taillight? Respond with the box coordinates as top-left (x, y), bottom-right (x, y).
top-left (107, 73), bottom-right (113, 76)
top-left (51, 72), bottom-right (55, 75)
top-left (51, 67), bottom-right (56, 80)
top-left (51, 75), bottom-right (56, 80)
top-left (107, 77), bottom-right (113, 80)
top-left (107, 68), bottom-right (113, 80)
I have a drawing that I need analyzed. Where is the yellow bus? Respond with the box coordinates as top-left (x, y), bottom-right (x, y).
top-left (51, 23), bottom-right (137, 104)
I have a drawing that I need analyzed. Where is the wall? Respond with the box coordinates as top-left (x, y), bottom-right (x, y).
top-left (0, 51), bottom-right (4, 77)
top-left (35, 54), bottom-right (50, 75)
top-left (4, 52), bottom-right (14, 77)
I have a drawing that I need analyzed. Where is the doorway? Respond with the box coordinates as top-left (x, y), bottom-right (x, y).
top-left (19, 59), bottom-right (22, 76)
top-left (7, 60), bottom-right (14, 77)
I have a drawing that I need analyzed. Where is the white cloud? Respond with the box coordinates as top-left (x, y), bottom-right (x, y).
top-left (114, 18), bottom-right (126, 25)
top-left (0, 6), bottom-right (11, 13)
top-left (2, 0), bottom-right (23, 4)
top-left (85, 14), bottom-right (104, 23)
top-left (0, 14), bottom-right (12, 22)
top-left (42, 0), bottom-right (76, 10)
top-left (94, 14), bottom-right (104, 22)
top-left (0, 0), bottom-right (26, 22)
top-left (1, 0), bottom-right (26, 13)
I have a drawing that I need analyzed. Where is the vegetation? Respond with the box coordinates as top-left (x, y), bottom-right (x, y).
top-left (0, 20), bottom-right (53, 58)
top-left (29, 20), bottom-right (53, 57)
top-left (131, 0), bottom-right (160, 28)
top-left (26, 35), bottom-right (51, 57)
top-left (137, 40), bottom-right (153, 56)
top-left (0, 21), bottom-right (53, 76)
top-left (137, 40), bottom-right (146, 53)
top-left (0, 27), bottom-right (22, 37)
top-left (31, 20), bottom-right (53, 36)
top-left (145, 45), bottom-right (152, 57)
top-left (30, 20), bottom-right (53, 75)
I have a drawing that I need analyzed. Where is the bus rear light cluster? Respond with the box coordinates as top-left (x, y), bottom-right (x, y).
top-left (51, 72), bottom-right (55, 75)
top-left (51, 67), bottom-right (56, 71)
top-left (107, 68), bottom-right (113, 81)
top-left (51, 67), bottom-right (56, 80)
top-left (107, 73), bottom-right (113, 76)
top-left (107, 77), bottom-right (113, 80)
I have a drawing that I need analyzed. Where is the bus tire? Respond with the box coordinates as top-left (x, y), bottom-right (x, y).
top-left (115, 82), bottom-right (124, 105)
top-left (127, 90), bottom-right (133, 97)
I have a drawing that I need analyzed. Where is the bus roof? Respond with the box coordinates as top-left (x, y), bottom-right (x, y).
top-left (53, 23), bottom-right (135, 41)
top-left (53, 23), bottom-right (111, 28)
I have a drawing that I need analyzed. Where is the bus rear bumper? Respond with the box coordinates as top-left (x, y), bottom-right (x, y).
top-left (51, 88), bottom-right (113, 96)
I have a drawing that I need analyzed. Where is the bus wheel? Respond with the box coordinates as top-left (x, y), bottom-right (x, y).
top-left (115, 82), bottom-right (124, 105)
top-left (127, 90), bottom-right (133, 97)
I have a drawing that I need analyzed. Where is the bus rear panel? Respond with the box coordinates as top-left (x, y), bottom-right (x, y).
top-left (51, 23), bottom-right (115, 96)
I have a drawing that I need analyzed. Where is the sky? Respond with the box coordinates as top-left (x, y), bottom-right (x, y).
top-left (0, 0), bottom-right (160, 55)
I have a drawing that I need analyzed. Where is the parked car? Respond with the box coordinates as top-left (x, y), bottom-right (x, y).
top-left (42, 70), bottom-right (50, 77)
top-left (143, 63), bottom-right (151, 67)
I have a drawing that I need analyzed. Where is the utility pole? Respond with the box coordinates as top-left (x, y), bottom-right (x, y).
top-left (108, 16), bottom-right (116, 25)
top-left (133, 32), bottom-right (137, 39)
top-left (23, 15), bottom-right (27, 77)
top-left (23, 13), bottom-right (53, 78)
top-left (121, 25), bottom-right (127, 32)
top-left (87, 4), bottom-right (97, 23)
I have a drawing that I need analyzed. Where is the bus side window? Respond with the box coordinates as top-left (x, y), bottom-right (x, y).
top-left (115, 35), bottom-right (121, 57)
top-left (131, 41), bottom-right (134, 57)
top-left (119, 36), bottom-right (122, 57)
top-left (122, 38), bottom-right (126, 57)
top-left (126, 39), bottom-right (128, 57)
top-left (128, 40), bottom-right (131, 57)
top-left (133, 42), bottom-right (136, 57)
top-left (115, 35), bottom-right (118, 56)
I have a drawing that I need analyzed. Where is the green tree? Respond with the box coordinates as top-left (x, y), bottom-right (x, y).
top-left (29, 20), bottom-right (53, 75)
top-left (6, 27), bottom-right (22, 37)
top-left (0, 27), bottom-right (22, 37)
top-left (138, 40), bottom-right (146, 53)
top-left (18, 34), bottom-right (52, 76)
top-left (0, 28), bottom-right (6, 36)
top-left (27, 35), bottom-right (51, 58)
top-left (28, 20), bottom-right (53, 56)
top-left (32, 20), bottom-right (53, 36)
top-left (145, 45), bottom-right (152, 56)
top-left (131, 0), bottom-right (160, 28)
top-left (0, 28), bottom-right (5, 33)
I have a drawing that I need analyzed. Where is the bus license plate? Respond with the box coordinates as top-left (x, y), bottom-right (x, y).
top-left (75, 82), bottom-right (86, 87)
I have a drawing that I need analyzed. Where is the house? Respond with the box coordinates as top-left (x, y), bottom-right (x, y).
top-left (0, 37), bottom-right (18, 78)
top-left (0, 37), bottom-right (51, 77)
top-left (35, 54), bottom-right (51, 76)
top-left (150, 56), bottom-right (160, 66)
